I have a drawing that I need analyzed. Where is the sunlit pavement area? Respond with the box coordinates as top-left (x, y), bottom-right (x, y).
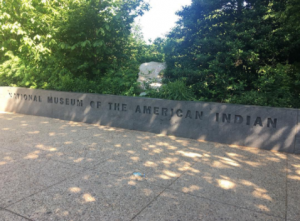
top-left (0, 112), bottom-right (299, 221)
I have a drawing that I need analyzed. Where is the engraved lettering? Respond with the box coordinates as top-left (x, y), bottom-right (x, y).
top-left (135, 105), bottom-right (141, 113)
top-left (66, 98), bottom-right (69, 105)
top-left (185, 110), bottom-right (192, 119)
top-left (71, 99), bottom-right (75, 106)
top-left (24, 95), bottom-right (27, 100)
top-left (90, 101), bottom-right (95, 108)
top-left (267, 118), bottom-right (277, 128)
top-left (108, 103), bottom-right (113, 110)
top-left (195, 111), bottom-right (203, 120)
top-left (28, 95), bottom-right (32, 100)
top-left (47, 97), bottom-right (53, 103)
top-left (254, 117), bottom-right (263, 127)
top-left (97, 102), bottom-right (101, 108)
top-left (222, 114), bottom-right (231, 123)
top-left (246, 116), bottom-right (251, 125)
top-left (60, 98), bottom-right (64, 105)
top-left (77, 100), bottom-right (83, 107)
top-left (170, 108), bottom-right (174, 116)
top-left (176, 109), bottom-right (183, 117)
top-left (234, 115), bottom-right (243, 124)
top-left (54, 97), bottom-right (58, 104)
top-left (122, 104), bottom-right (127, 111)
top-left (38, 96), bottom-right (42, 102)
top-left (34, 96), bottom-right (37, 102)
top-left (154, 107), bottom-right (159, 115)
top-left (216, 113), bottom-right (219, 122)
top-left (114, 103), bottom-right (120, 111)
top-left (143, 106), bottom-right (151, 114)
top-left (162, 108), bottom-right (168, 116)
top-left (8, 93), bottom-right (12, 98)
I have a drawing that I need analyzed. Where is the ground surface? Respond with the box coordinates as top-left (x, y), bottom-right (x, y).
top-left (0, 112), bottom-right (299, 221)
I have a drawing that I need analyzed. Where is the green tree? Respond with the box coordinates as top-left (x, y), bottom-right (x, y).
top-left (0, 0), bottom-right (149, 94)
top-left (164, 0), bottom-right (300, 107)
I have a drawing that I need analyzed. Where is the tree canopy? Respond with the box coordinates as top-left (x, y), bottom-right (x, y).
top-left (1, 0), bottom-right (300, 108)
top-left (163, 0), bottom-right (300, 107)
top-left (0, 0), bottom-right (151, 94)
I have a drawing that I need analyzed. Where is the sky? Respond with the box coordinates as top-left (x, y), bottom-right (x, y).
top-left (136, 0), bottom-right (192, 42)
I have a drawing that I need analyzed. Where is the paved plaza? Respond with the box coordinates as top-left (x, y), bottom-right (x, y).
top-left (0, 112), bottom-right (299, 221)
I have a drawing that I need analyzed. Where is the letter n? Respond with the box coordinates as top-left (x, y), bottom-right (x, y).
top-left (195, 111), bottom-right (203, 120)
top-left (267, 118), bottom-right (277, 128)
top-left (222, 114), bottom-right (231, 123)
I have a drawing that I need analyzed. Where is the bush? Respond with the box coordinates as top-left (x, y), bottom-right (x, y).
top-left (147, 80), bottom-right (196, 101)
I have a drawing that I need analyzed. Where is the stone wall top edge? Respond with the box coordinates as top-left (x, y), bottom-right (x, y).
top-left (1, 86), bottom-right (299, 112)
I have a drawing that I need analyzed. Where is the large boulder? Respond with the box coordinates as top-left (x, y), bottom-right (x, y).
top-left (137, 62), bottom-right (166, 89)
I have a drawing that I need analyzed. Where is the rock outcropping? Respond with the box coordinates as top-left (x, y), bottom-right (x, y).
top-left (137, 62), bottom-right (166, 90)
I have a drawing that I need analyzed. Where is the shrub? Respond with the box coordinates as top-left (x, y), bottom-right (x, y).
top-left (147, 80), bottom-right (196, 101)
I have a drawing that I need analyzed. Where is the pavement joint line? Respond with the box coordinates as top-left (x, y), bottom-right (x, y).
top-left (0, 146), bottom-right (49, 156)
top-left (285, 155), bottom-right (288, 221)
top-left (130, 158), bottom-right (199, 221)
top-left (130, 153), bottom-right (286, 221)
top-left (129, 182), bottom-right (177, 220)
top-left (92, 170), bottom-right (179, 190)
top-left (2, 208), bottom-right (33, 221)
top-left (87, 152), bottom-right (201, 189)
top-left (3, 166), bottom-right (91, 210)
top-left (0, 146), bottom-right (29, 157)
top-left (164, 154), bottom-right (288, 220)
top-left (0, 112), bottom-right (293, 220)
top-left (48, 157), bottom-right (94, 169)
top-left (6, 149), bottom-right (284, 220)
top-left (165, 186), bottom-right (286, 220)
top-left (49, 154), bottom-right (117, 170)
top-left (89, 155), bottom-right (120, 168)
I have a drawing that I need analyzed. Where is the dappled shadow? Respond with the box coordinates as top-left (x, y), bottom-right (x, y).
top-left (0, 112), bottom-right (298, 220)
top-left (0, 87), bottom-right (298, 154)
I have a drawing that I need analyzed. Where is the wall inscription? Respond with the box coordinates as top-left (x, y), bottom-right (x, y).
top-left (1, 87), bottom-right (299, 153)
top-left (8, 93), bottom-right (277, 128)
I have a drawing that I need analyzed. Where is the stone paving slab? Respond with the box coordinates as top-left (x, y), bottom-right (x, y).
top-left (168, 145), bottom-right (287, 218)
top-left (134, 189), bottom-right (284, 221)
top-left (42, 139), bottom-right (123, 169)
top-left (6, 171), bottom-right (164, 221)
top-left (0, 112), bottom-right (299, 220)
top-left (0, 157), bottom-right (85, 208)
top-left (92, 153), bottom-right (193, 188)
top-left (287, 154), bottom-right (300, 221)
top-left (0, 209), bottom-right (29, 221)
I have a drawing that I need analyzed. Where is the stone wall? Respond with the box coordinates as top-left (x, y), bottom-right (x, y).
top-left (0, 86), bottom-right (299, 153)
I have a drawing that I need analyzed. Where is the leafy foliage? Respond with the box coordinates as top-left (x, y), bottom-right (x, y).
top-left (164, 0), bottom-right (300, 108)
top-left (147, 80), bottom-right (196, 101)
top-left (1, 0), bottom-right (300, 108)
top-left (0, 0), bottom-right (149, 95)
